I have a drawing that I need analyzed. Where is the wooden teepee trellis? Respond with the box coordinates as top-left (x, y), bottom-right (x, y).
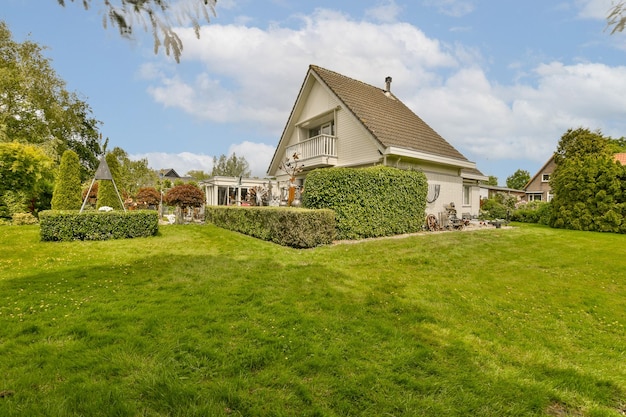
top-left (80, 155), bottom-right (126, 213)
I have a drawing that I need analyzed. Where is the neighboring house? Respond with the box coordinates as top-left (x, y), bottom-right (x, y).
top-left (524, 156), bottom-right (556, 202)
top-left (266, 65), bottom-right (487, 217)
top-left (201, 176), bottom-right (276, 206)
top-left (159, 168), bottom-right (193, 184)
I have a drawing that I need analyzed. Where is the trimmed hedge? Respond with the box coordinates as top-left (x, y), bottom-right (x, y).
top-left (302, 166), bottom-right (428, 240)
top-left (40, 210), bottom-right (159, 241)
top-left (205, 206), bottom-right (335, 248)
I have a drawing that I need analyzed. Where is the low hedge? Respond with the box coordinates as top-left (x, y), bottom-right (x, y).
top-left (40, 210), bottom-right (159, 241)
top-left (302, 166), bottom-right (428, 240)
top-left (205, 206), bottom-right (335, 248)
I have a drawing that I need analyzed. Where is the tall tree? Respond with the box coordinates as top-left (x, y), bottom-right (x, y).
top-left (0, 21), bottom-right (102, 177)
top-left (0, 142), bottom-right (54, 216)
top-left (51, 150), bottom-right (83, 210)
top-left (58, 0), bottom-right (217, 63)
top-left (108, 146), bottom-right (158, 196)
top-left (211, 153), bottom-right (251, 177)
top-left (186, 169), bottom-right (211, 181)
top-left (506, 169), bottom-right (530, 190)
top-left (549, 128), bottom-right (626, 233)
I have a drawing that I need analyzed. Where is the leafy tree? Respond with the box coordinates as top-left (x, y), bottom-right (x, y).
top-left (51, 150), bottom-right (83, 210)
top-left (0, 142), bottom-right (54, 217)
top-left (480, 175), bottom-right (498, 186)
top-left (96, 152), bottom-right (124, 210)
top-left (506, 169), bottom-right (530, 190)
top-left (164, 183), bottom-right (204, 209)
top-left (108, 146), bottom-right (158, 196)
top-left (58, 0), bottom-right (217, 63)
top-left (549, 128), bottom-right (626, 233)
top-left (186, 169), bottom-right (211, 181)
top-left (211, 153), bottom-right (251, 177)
top-left (136, 187), bottom-right (161, 208)
top-left (0, 22), bottom-right (101, 177)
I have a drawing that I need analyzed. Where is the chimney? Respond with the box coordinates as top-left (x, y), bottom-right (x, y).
top-left (385, 76), bottom-right (392, 92)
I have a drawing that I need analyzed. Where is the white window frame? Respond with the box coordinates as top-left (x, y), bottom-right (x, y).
top-left (541, 173), bottom-right (550, 182)
top-left (463, 185), bottom-right (471, 206)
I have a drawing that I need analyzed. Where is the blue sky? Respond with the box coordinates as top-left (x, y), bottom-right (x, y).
top-left (4, 0), bottom-right (626, 184)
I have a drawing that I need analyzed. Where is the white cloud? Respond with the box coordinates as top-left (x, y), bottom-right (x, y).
top-left (576, 0), bottom-right (613, 20)
top-left (131, 152), bottom-right (214, 176)
top-left (227, 141), bottom-right (276, 177)
top-left (142, 8), bottom-right (458, 135)
top-left (140, 6), bottom-right (626, 174)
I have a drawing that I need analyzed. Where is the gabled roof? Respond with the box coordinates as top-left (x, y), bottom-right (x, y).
top-left (524, 155), bottom-right (555, 191)
top-left (160, 168), bottom-right (180, 178)
top-left (309, 65), bottom-right (470, 162)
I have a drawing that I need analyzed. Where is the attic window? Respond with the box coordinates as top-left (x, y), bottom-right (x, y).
top-left (542, 174), bottom-right (550, 182)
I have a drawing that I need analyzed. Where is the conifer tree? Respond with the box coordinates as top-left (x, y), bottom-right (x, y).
top-left (51, 150), bottom-right (83, 210)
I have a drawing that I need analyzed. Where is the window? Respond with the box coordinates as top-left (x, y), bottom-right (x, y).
top-left (528, 193), bottom-right (542, 202)
top-left (463, 185), bottom-right (471, 206)
top-left (309, 121), bottom-right (334, 138)
top-left (542, 173), bottom-right (550, 182)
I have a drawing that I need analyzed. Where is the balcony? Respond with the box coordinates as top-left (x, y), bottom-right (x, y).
top-left (285, 134), bottom-right (338, 169)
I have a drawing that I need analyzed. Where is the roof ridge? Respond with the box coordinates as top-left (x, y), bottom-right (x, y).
top-left (310, 65), bottom-right (388, 95)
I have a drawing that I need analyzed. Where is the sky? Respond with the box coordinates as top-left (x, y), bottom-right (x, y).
top-left (4, 0), bottom-right (626, 184)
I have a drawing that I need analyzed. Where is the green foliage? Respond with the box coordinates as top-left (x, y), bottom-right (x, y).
top-left (206, 206), bottom-right (335, 248)
top-left (51, 150), bottom-right (83, 210)
top-left (108, 147), bottom-right (158, 196)
top-left (39, 210), bottom-right (158, 241)
top-left (481, 175), bottom-right (498, 186)
top-left (11, 212), bottom-right (38, 225)
top-left (96, 153), bottom-right (124, 210)
top-left (506, 169), bottom-right (531, 190)
top-left (549, 128), bottom-right (626, 233)
top-left (510, 202), bottom-right (552, 225)
top-left (302, 166), bottom-right (428, 240)
top-left (211, 153), bottom-right (251, 177)
top-left (186, 169), bottom-right (211, 181)
top-left (0, 142), bottom-right (54, 196)
top-left (0, 22), bottom-right (101, 175)
top-left (479, 198), bottom-right (509, 220)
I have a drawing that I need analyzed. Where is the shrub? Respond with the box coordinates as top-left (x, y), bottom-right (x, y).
top-left (302, 166), bottom-right (428, 240)
top-left (206, 206), bottom-right (335, 248)
top-left (479, 198), bottom-right (509, 220)
top-left (136, 187), bottom-right (161, 208)
top-left (12, 212), bottom-right (38, 225)
top-left (40, 210), bottom-right (159, 241)
top-left (511, 202), bottom-right (552, 225)
top-left (51, 150), bottom-right (83, 210)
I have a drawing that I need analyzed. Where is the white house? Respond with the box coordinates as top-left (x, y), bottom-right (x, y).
top-left (267, 65), bottom-right (487, 217)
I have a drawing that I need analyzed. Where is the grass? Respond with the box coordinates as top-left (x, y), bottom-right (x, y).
top-left (0, 223), bottom-right (625, 416)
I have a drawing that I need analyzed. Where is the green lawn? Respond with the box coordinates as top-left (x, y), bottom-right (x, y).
top-left (0, 224), bottom-right (624, 416)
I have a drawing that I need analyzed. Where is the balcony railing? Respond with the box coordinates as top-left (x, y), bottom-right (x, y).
top-left (286, 134), bottom-right (337, 161)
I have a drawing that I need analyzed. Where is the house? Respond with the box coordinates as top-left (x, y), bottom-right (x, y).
top-left (266, 65), bottom-right (487, 216)
top-left (159, 168), bottom-right (193, 184)
top-left (524, 156), bottom-right (555, 202)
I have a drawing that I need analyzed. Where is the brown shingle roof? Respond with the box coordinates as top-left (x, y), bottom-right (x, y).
top-left (310, 65), bottom-right (469, 162)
